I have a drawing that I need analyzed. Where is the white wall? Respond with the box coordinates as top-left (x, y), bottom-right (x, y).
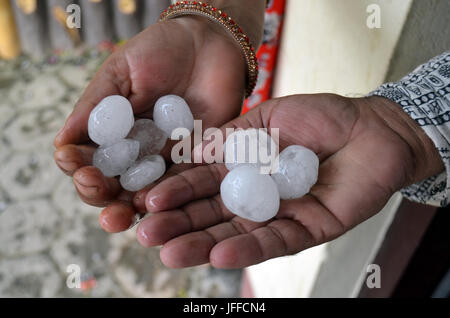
top-left (248, 0), bottom-right (413, 298)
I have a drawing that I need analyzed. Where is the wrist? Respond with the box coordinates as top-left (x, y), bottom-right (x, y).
top-left (205, 0), bottom-right (266, 48)
top-left (166, 3), bottom-right (258, 97)
top-left (365, 96), bottom-right (444, 185)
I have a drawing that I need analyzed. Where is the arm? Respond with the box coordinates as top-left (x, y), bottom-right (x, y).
top-left (370, 51), bottom-right (450, 206)
top-left (207, 0), bottom-right (266, 48)
top-left (53, 0), bottom-right (267, 228)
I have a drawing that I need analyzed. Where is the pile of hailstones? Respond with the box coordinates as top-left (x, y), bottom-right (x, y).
top-left (88, 95), bottom-right (319, 223)
top-left (221, 128), bottom-right (319, 222)
top-left (88, 95), bottom-right (194, 192)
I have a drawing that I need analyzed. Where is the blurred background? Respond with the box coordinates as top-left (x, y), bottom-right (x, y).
top-left (0, 0), bottom-right (449, 298)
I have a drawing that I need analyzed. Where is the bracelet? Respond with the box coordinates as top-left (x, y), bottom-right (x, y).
top-left (159, 1), bottom-right (259, 98)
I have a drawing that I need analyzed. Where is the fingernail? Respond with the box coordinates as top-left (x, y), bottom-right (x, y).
top-left (55, 125), bottom-right (65, 143)
top-left (74, 180), bottom-right (99, 198)
top-left (147, 194), bottom-right (160, 211)
top-left (56, 160), bottom-right (79, 172)
top-left (136, 216), bottom-right (154, 247)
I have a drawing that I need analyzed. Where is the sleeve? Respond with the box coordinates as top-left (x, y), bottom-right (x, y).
top-left (369, 51), bottom-right (450, 207)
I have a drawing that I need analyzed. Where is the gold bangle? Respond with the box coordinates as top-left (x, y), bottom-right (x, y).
top-left (159, 1), bottom-right (259, 98)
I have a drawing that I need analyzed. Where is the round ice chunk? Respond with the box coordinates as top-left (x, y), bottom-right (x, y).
top-left (271, 145), bottom-right (319, 200)
top-left (224, 128), bottom-right (278, 174)
top-left (93, 139), bottom-right (140, 177)
top-left (88, 95), bottom-right (134, 146)
top-left (153, 95), bottom-right (194, 139)
top-left (220, 166), bottom-right (280, 222)
top-left (120, 155), bottom-right (166, 192)
top-left (128, 119), bottom-right (168, 157)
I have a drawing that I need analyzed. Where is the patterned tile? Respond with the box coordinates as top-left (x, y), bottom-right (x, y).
top-left (51, 177), bottom-right (100, 220)
top-left (0, 199), bottom-right (60, 256)
top-left (0, 102), bottom-right (16, 131)
top-left (3, 108), bottom-right (64, 152)
top-left (0, 151), bottom-right (62, 201)
top-left (0, 255), bottom-right (62, 297)
top-left (8, 74), bottom-right (66, 111)
top-left (0, 52), bottom-right (241, 298)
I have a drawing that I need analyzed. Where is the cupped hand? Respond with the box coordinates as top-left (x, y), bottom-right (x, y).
top-left (132, 93), bottom-right (443, 268)
top-left (53, 16), bottom-right (247, 230)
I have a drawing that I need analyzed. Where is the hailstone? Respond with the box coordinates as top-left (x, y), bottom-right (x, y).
top-left (220, 166), bottom-right (280, 222)
top-left (93, 139), bottom-right (140, 177)
top-left (271, 145), bottom-right (319, 200)
top-left (128, 119), bottom-right (168, 157)
top-left (120, 155), bottom-right (166, 192)
top-left (88, 95), bottom-right (134, 146)
top-left (224, 128), bottom-right (277, 174)
top-left (153, 95), bottom-right (194, 139)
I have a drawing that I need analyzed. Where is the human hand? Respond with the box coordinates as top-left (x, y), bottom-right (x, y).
top-left (53, 16), bottom-right (247, 228)
top-left (132, 94), bottom-right (443, 268)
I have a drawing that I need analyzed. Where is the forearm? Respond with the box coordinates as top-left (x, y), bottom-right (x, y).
top-left (206, 0), bottom-right (266, 48)
top-left (370, 51), bottom-right (450, 206)
top-left (367, 95), bottom-right (444, 184)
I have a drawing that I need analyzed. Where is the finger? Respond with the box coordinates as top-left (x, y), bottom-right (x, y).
top-left (133, 163), bottom-right (194, 212)
top-left (209, 219), bottom-right (315, 269)
top-left (157, 192), bottom-right (341, 268)
top-left (145, 163), bottom-right (228, 213)
top-left (159, 216), bottom-right (265, 268)
top-left (54, 144), bottom-right (95, 176)
top-left (276, 193), bottom-right (347, 244)
top-left (137, 194), bottom-right (235, 247)
top-left (99, 201), bottom-right (138, 233)
top-left (73, 166), bottom-right (121, 207)
top-left (206, 191), bottom-right (348, 269)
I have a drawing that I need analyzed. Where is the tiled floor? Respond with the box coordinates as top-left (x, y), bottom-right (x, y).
top-left (0, 52), bottom-right (241, 298)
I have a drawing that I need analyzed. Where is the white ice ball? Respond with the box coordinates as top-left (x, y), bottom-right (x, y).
top-left (93, 139), bottom-right (140, 177)
top-left (128, 119), bottom-right (168, 158)
top-left (88, 95), bottom-right (134, 146)
top-left (220, 166), bottom-right (280, 222)
top-left (224, 128), bottom-right (278, 174)
top-left (153, 95), bottom-right (194, 139)
top-left (120, 155), bottom-right (166, 192)
top-left (271, 145), bottom-right (319, 200)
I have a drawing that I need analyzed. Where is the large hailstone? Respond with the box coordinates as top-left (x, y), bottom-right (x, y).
top-left (128, 119), bottom-right (168, 158)
top-left (224, 128), bottom-right (278, 174)
top-left (153, 95), bottom-right (194, 139)
top-left (271, 145), bottom-right (319, 200)
top-left (120, 155), bottom-right (166, 192)
top-left (93, 139), bottom-right (140, 177)
top-left (220, 166), bottom-right (280, 222)
top-left (88, 95), bottom-right (134, 146)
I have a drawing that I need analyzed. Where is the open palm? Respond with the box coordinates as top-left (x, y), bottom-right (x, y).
top-left (133, 94), bottom-right (424, 268)
top-left (54, 17), bottom-right (246, 216)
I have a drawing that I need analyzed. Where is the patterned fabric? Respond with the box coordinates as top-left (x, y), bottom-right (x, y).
top-left (370, 51), bottom-right (450, 207)
top-left (242, 0), bottom-right (286, 113)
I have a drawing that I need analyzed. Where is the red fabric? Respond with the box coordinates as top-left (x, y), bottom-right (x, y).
top-left (241, 0), bottom-right (286, 114)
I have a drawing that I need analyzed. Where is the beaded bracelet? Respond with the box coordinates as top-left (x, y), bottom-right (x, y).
top-left (159, 1), bottom-right (259, 98)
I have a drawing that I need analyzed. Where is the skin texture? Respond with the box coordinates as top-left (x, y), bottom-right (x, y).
top-left (132, 94), bottom-right (444, 268)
